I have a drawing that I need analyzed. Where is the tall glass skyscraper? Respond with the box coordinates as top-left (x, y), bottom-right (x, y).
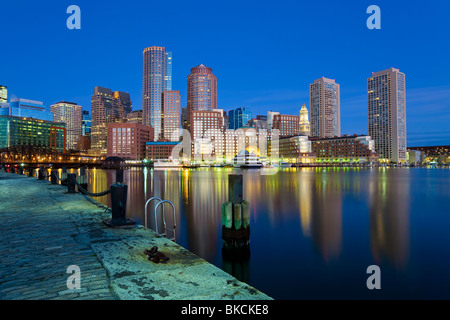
top-left (143, 46), bottom-right (172, 141)
top-left (51, 101), bottom-right (82, 150)
top-left (367, 67), bottom-right (407, 163)
top-left (228, 107), bottom-right (252, 129)
top-left (309, 77), bottom-right (340, 138)
top-left (0, 98), bottom-right (53, 121)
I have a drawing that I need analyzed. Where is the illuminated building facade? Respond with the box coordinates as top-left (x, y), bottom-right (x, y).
top-left (272, 114), bottom-right (300, 138)
top-left (368, 67), bottom-right (407, 163)
top-left (106, 122), bottom-right (154, 160)
top-left (91, 86), bottom-right (132, 154)
top-left (146, 141), bottom-right (180, 160)
top-left (299, 103), bottom-right (311, 136)
top-left (126, 110), bottom-right (143, 124)
top-left (143, 46), bottom-right (172, 140)
top-left (0, 115), bottom-right (66, 153)
top-left (191, 109), bottom-right (224, 160)
top-left (161, 90), bottom-right (181, 141)
top-left (187, 64), bottom-right (217, 129)
top-left (310, 135), bottom-right (378, 163)
top-left (50, 101), bottom-right (82, 150)
top-left (310, 77), bottom-right (341, 138)
top-left (228, 107), bottom-right (252, 130)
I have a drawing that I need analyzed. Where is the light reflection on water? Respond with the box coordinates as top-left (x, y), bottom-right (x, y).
top-left (84, 166), bottom-right (450, 299)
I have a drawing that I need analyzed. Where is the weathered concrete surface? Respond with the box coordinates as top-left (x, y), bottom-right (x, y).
top-left (0, 171), bottom-right (272, 300)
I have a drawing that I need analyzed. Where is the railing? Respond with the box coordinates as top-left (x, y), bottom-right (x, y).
top-left (144, 197), bottom-right (177, 241)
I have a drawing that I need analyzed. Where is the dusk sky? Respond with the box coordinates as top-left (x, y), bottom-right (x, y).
top-left (1, 0), bottom-right (449, 146)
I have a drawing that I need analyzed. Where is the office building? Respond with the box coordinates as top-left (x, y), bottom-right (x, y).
top-left (187, 64), bottom-right (217, 128)
top-left (272, 114), bottom-right (300, 138)
top-left (91, 86), bottom-right (132, 154)
top-left (191, 109), bottom-right (224, 159)
top-left (161, 90), bottom-right (181, 141)
top-left (0, 115), bottom-right (66, 153)
top-left (310, 77), bottom-right (341, 138)
top-left (126, 110), bottom-right (143, 124)
top-left (0, 98), bottom-right (53, 121)
top-left (107, 122), bottom-right (154, 160)
top-left (146, 141), bottom-right (181, 160)
top-left (51, 101), bottom-right (82, 150)
top-left (143, 46), bottom-right (172, 140)
top-left (228, 107), bottom-right (252, 130)
top-left (82, 110), bottom-right (92, 138)
top-left (367, 67), bottom-right (407, 163)
top-left (310, 135), bottom-right (377, 163)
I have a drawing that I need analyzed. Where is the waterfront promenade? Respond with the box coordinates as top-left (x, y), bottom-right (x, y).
top-left (0, 171), bottom-right (271, 300)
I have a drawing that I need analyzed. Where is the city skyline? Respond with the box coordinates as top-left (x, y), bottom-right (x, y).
top-left (1, 1), bottom-right (450, 146)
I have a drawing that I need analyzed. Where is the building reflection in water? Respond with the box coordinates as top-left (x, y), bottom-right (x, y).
top-left (368, 168), bottom-right (410, 270)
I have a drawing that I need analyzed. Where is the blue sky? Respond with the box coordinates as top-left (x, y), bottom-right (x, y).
top-left (1, 0), bottom-right (450, 146)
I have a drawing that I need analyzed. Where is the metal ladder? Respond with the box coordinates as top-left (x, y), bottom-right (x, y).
top-left (144, 197), bottom-right (177, 241)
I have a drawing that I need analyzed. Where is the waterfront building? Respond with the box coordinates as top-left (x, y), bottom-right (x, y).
top-left (310, 135), bottom-right (378, 163)
top-left (161, 90), bottom-right (181, 141)
top-left (91, 86), bottom-right (132, 154)
top-left (0, 85), bottom-right (7, 103)
top-left (145, 141), bottom-right (180, 160)
top-left (51, 101), bottom-right (82, 150)
top-left (247, 118), bottom-right (268, 131)
top-left (143, 46), bottom-right (172, 139)
top-left (190, 109), bottom-right (224, 161)
top-left (407, 150), bottom-right (424, 165)
top-left (106, 122), bottom-right (154, 160)
top-left (82, 110), bottom-right (91, 137)
top-left (408, 145), bottom-right (450, 164)
top-left (0, 98), bottom-right (53, 121)
top-left (126, 110), bottom-right (143, 124)
top-left (272, 114), bottom-right (300, 138)
top-left (368, 67), bottom-right (407, 163)
top-left (228, 107), bottom-right (252, 130)
top-left (268, 135), bottom-right (316, 164)
top-left (299, 103), bottom-right (311, 136)
top-left (187, 64), bottom-right (217, 129)
top-left (310, 77), bottom-right (341, 138)
top-left (0, 115), bottom-right (66, 153)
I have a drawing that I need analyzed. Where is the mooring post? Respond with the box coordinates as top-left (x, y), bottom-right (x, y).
top-left (116, 169), bottom-right (124, 183)
top-left (51, 170), bottom-right (58, 185)
top-left (28, 167), bottom-right (34, 177)
top-left (61, 167), bottom-right (67, 185)
top-left (38, 166), bottom-right (45, 180)
top-left (103, 183), bottom-right (135, 227)
top-left (67, 173), bottom-right (77, 193)
top-left (18, 167), bottom-right (23, 175)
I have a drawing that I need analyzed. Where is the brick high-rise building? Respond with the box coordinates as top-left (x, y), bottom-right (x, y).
top-left (107, 122), bottom-right (154, 160)
top-left (187, 64), bottom-right (217, 130)
top-left (161, 90), bottom-right (181, 141)
top-left (310, 77), bottom-right (340, 138)
top-left (272, 114), bottom-right (300, 138)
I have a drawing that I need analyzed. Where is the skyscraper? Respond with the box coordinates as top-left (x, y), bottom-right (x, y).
top-left (0, 85), bottom-right (7, 103)
top-left (228, 107), bottom-right (252, 130)
top-left (0, 98), bottom-right (53, 121)
top-left (91, 86), bottom-right (132, 153)
top-left (299, 103), bottom-right (311, 136)
top-left (187, 64), bottom-right (217, 129)
top-left (310, 77), bottom-right (340, 138)
top-left (82, 110), bottom-right (91, 137)
top-left (367, 67), bottom-right (407, 163)
top-left (143, 46), bottom-right (172, 140)
top-left (161, 90), bottom-right (181, 141)
top-left (51, 101), bottom-right (82, 150)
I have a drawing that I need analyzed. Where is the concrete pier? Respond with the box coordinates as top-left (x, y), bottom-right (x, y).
top-left (0, 171), bottom-right (271, 300)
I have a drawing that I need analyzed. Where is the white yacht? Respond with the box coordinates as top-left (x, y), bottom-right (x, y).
top-left (232, 150), bottom-right (263, 168)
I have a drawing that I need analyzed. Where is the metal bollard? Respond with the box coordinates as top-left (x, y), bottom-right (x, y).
top-left (67, 173), bottom-right (77, 193)
top-left (116, 169), bottom-right (124, 183)
top-left (103, 183), bottom-right (135, 227)
top-left (51, 170), bottom-right (58, 185)
top-left (38, 167), bottom-right (45, 180)
top-left (28, 167), bottom-right (34, 177)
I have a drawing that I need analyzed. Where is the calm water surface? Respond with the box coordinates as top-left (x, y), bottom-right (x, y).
top-left (83, 167), bottom-right (450, 299)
